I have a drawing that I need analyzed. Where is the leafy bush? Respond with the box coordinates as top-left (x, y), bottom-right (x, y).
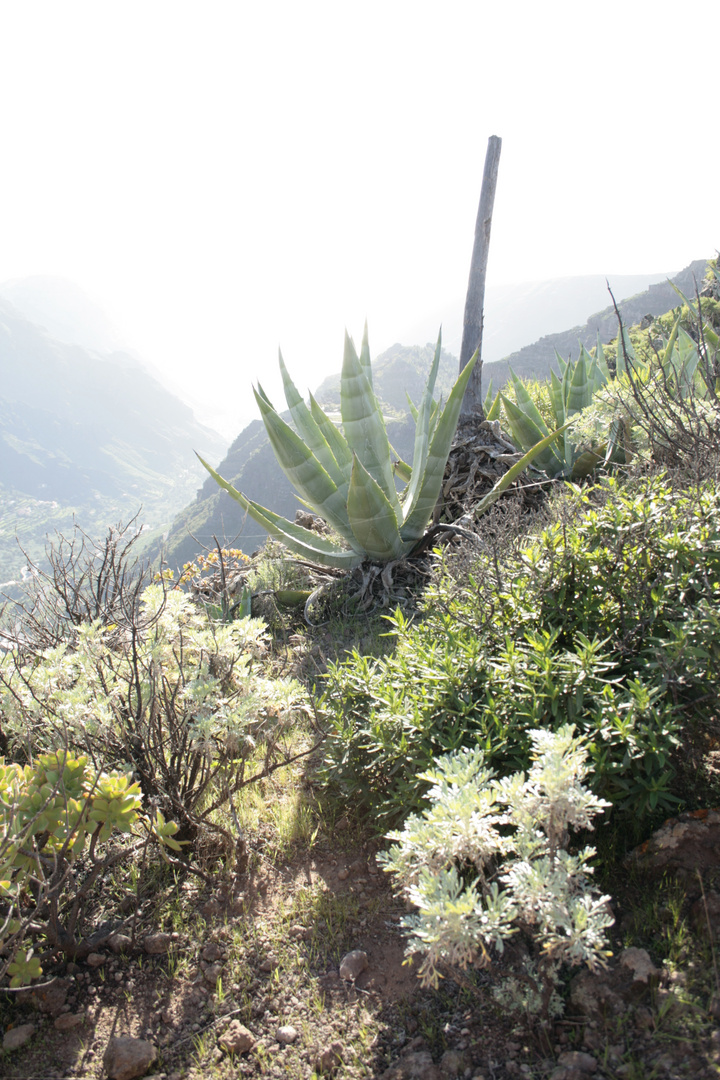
top-left (0, 580), bottom-right (308, 854)
top-left (319, 475), bottom-right (720, 826)
top-left (0, 751), bottom-right (182, 985)
top-left (381, 726), bottom-right (613, 1018)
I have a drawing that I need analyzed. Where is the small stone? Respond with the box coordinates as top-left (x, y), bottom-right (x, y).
top-left (200, 898), bottom-right (222, 918)
top-left (218, 1019), bottom-right (255, 1054)
top-left (259, 956), bottom-right (277, 972)
top-left (103, 1036), bottom-right (158, 1080)
top-left (276, 1024), bottom-right (298, 1044)
top-left (87, 952), bottom-right (106, 968)
top-left (31, 976), bottom-right (70, 1016)
top-left (54, 1012), bottom-right (85, 1032)
top-left (143, 933), bottom-right (173, 955)
top-left (204, 963), bottom-right (224, 986)
top-left (337, 867), bottom-right (349, 881)
top-left (339, 949), bottom-right (368, 981)
top-left (289, 924), bottom-right (309, 940)
top-left (109, 934), bottom-right (133, 954)
top-left (3, 1023), bottom-right (36, 1050)
top-left (557, 1050), bottom-right (598, 1073)
top-left (316, 1039), bottom-right (344, 1072)
top-left (202, 942), bottom-right (223, 962)
top-left (440, 1049), bottom-right (472, 1076)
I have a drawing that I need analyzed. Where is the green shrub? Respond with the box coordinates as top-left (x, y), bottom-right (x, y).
top-left (0, 751), bottom-right (182, 985)
top-left (318, 475), bottom-right (720, 827)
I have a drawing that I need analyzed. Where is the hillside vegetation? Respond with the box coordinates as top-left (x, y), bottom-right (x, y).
top-left (1, 263), bottom-right (719, 1079)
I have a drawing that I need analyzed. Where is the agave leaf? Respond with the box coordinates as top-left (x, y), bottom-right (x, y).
top-left (358, 322), bottom-right (373, 388)
top-left (347, 455), bottom-right (406, 561)
top-left (569, 446), bottom-right (605, 480)
top-left (482, 378), bottom-right (494, 415)
top-left (501, 396), bottom-right (564, 477)
top-left (509, 369), bottom-right (551, 436)
top-left (615, 325), bottom-right (637, 377)
top-left (548, 371), bottom-right (565, 429)
top-left (403, 332), bottom-right (443, 526)
top-left (661, 314), bottom-right (681, 371)
top-left (485, 390), bottom-right (502, 422)
top-left (594, 338), bottom-right (610, 383)
top-left (565, 349), bottom-right (593, 415)
top-left (400, 351), bottom-right (477, 541)
top-left (253, 389), bottom-right (357, 545)
top-left (308, 393), bottom-right (354, 479)
top-left (393, 457), bottom-right (413, 484)
top-left (340, 331), bottom-right (401, 520)
top-left (670, 281), bottom-right (697, 315)
top-left (278, 352), bottom-right (347, 488)
top-left (195, 456), bottom-right (362, 568)
top-left (406, 393), bottom-right (419, 422)
top-left (555, 350), bottom-right (569, 377)
top-left (474, 422), bottom-right (573, 515)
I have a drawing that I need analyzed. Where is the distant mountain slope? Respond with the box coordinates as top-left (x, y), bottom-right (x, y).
top-left (0, 295), bottom-right (226, 582)
top-left (161, 259), bottom-right (709, 570)
top-left (398, 272), bottom-right (673, 363)
top-left (482, 259), bottom-right (708, 391)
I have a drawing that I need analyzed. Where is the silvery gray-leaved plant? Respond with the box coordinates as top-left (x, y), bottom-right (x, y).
top-left (380, 725), bottom-right (614, 1017)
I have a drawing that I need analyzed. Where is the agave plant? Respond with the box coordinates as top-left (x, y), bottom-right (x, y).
top-left (199, 328), bottom-right (566, 568)
top-left (501, 344), bottom-right (613, 480)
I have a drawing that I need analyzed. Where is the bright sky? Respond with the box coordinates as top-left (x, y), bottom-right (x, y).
top-left (0, 1), bottom-right (717, 440)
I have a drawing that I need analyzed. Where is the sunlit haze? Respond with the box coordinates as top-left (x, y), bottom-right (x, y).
top-left (0, 1), bottom-right (717, 442)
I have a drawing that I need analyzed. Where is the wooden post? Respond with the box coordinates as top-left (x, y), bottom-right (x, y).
top-left (459, 135), bottom-right (502, 420)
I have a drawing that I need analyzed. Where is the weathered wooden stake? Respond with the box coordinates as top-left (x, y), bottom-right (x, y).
top-left (458, 135), bottom-right (502, 420)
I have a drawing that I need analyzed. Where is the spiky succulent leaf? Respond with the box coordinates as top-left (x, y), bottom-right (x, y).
top-left (569, 447), bottom-right (605, 480)
top-left (340, 332), bottom-right (402, 521)
top-left (501, 396), bottom-right (565, 477)
top-left (508, 370), bottom-right (551, 436)
top-left (400, 351), bottom-right (478, 541)
top-left (196, 455), bottom-right (362, 568)
top-left (278, 352), bottom-right (347, 489)
top-left (403, 333), bottom-right (443, 526)
top-left (485, 390), bottom-right (502, 422)
top-left (565, 349), bottom-right (594, 415)
top-left (548, 371), bottom-right (565, 429)
top-left (253, 388), bottom-right (356, 545)
top-left (615, 325), bottom-right (636, 377)
top-left (474, 422), bottom-right (573, 514)
top-left (594, 338), bottom-right (610, 384)
top-left (347, 456), bottom-right (406, 561)
top-left (359, 322), bottom-right (373, 387)
top-left (308, 393), bottom-right (353, 480)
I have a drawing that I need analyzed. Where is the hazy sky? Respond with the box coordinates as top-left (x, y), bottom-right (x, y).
top-left (0, 1), bottom-right (717, 440)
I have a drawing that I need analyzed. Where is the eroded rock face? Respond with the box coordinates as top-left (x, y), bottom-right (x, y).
top-left (103, 1036), bottom-right (157, 1080)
